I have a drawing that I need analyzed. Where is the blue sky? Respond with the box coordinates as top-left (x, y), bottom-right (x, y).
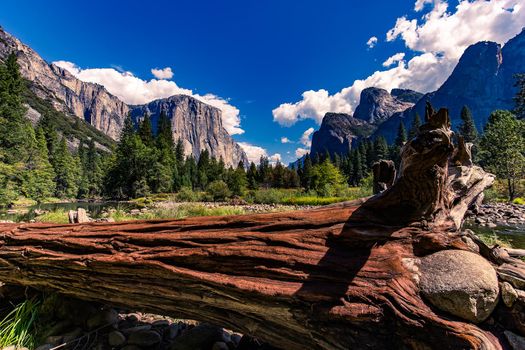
top-left (1, 0), bottom-right (524, 164)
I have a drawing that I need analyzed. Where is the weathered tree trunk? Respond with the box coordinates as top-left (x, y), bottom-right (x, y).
top-left (0, 108), bottom-right (507, 349)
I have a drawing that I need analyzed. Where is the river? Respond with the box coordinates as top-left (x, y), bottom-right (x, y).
top-left (0, 201), bottom-right (138, 222)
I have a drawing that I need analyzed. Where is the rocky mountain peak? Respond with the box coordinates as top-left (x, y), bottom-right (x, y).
top-left (310, 113), bottom-right (374, 157)
top-left (390, 88), bottom-right (423, 104)
top-left (0, 27), bottom-right (247, 166)
top-left (353, 87), bottom-right (414, 124)
top-left (131, 95), bottom-right (248, 166)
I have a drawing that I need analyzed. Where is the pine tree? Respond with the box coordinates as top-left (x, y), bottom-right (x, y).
top-left (352, 148), bottom-right (364, 186)
top-left (138, 112), bottom-right (154, 147)
top-left (300, 154), bottom-right (313, 190)
top-left (373, 136), bottom-right (389, 161)
top-left (257, 156), bottom-right (271, 188)
top-left (513, 73), bottom-right (525, 118)
top-left (53, 137), bottom-right (80, 198)
top-left (228, 161), bottom-right (247, 196)
top-left (271, 162), bottom-right (286, 188)
top-left (247, 162), bottom-right (258, 190)
top-left (22, 128), bottom-right (56, 201)
top-left (458, 106), bottom-right (478, 144)
top-left (0, 52), bottom-right (31, 164)
top-left (86, 139), bottom-right (103, 197)
top-left (197, 149), bottom-right (211, 190)
top-left (408, 113), bottom-right (421, 139)
top-left (395, 122), bottom-right (407, 147)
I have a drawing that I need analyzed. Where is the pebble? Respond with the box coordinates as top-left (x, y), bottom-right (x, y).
top-left (121, 324), bottom-right (152, 334)
top-left (212, 341), bottom-right (229, 350)
top-left (108, 330), bottom-right (127, 347)
top-left (152, 319), bottom-right (170, 327)
top-left (86, 308), bottom-right (118, 329)
top-left (127, 330), bottom-right (162, 347)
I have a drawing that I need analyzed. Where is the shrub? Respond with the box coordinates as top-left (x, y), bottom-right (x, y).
top-left (176, 187), bottom-right (202, 202)
top-left (245, 189), bottom-right (287, 204)
top-left (513, 197), bottom-right (525, 205)
top-left (206, 180), bottom-right (231, 202)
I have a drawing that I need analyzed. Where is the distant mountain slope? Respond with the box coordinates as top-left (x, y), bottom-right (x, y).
top-left (0, 26), bottom-right (247, 166)
top-left (353, 87), bottom-right (414, 125)
top-left (0, 27), bottom-right (128, 140)
top-left (130, 95), bottom-right (249, 165)
top-left (310, 88), bottom-right (417, 157)
top-left (375, 30), bottom-right (525, 143)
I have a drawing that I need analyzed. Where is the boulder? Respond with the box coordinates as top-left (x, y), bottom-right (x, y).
top-left (420, 250), bottom-right (499, 323)
top-left (108, 330), bottom-right (126, 347)
top-left (504, 331), bottom-right (525, 350)
top-left (501, 282), bottom-right (519, 307)
top-left (169, 324), bottom-right (224, 350)
top-left (127, 330), bottom-right (162, 347)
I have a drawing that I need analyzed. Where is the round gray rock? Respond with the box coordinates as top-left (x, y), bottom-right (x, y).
top-left (420, 250), bottom-right (499, 323)
top-left (108, 331), bottom-right (126, 347)
top-left (127, 330), bottom-right (161, 347)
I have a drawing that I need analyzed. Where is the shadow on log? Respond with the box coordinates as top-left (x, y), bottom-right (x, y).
top-left (0, 108), bottom-right (514, 349)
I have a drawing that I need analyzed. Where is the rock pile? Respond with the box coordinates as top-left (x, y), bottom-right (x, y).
top-left (466, 203), bottom-right (525, 228)
top-left (0, 292), bottom-right (277, 350)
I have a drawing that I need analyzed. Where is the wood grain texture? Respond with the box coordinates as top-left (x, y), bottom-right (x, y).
top-left (0, 108), bottom-right (502, 349)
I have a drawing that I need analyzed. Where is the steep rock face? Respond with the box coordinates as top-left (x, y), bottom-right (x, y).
top-left (0, 27), bottom-right (247, 166)
top-left (131, 96), bottom-right (248, 166)
top-left (0, 27), bottom-right (128, 139)
top-left (390, 88), bottom-right (423, 104)
top-left (310, 113), bottom-right (373, 157)
top-left (353, 87), bottom-right (414, 124)
top-left (375, 31), bottom-right (525, 143)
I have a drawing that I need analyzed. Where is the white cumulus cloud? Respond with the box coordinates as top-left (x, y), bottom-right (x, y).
top-left (238, 142), bottom-right (267, 164)
top-left (269, 153), bottom-right (282, 163)
top-left (151, 67), bottom-right (174, 79)
top-left (366, 36), bottom-right (378, 48)
top-left (53, 61), bottom-right (244, 135)
top-left (295, 148), bottom-right (309, 158)
top-left (272, 0), bottom-right (525, 127)
top-left (238, 142), bottom-right (281, 165)
top-left (300, 127), bottom-right (315, 147)
top-left (281, 137), bottom-right (292, 144)
top-left (382, 52), bottom-right (406, 67)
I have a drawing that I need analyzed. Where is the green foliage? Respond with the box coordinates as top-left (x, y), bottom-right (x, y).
top-left (21, 127), bottom-right (56, 202)
top-left (176, 187), bottom-right (203, 202)
top-left (52, 137), bottom-right (80, 198)
top-left (512, 197), bottom-right (525, 205)
top-left (34, 209), bottom-right (69, 224)
top-left (513, 73), bottom-right (525, 118)
top-left (479, 110), bottom-right (525, 200)
top-left (245, 188), bottom-right (289, 204)
top-left (206, 180), bottom-right (232, 201)
top-left (311, 159), bottom-right (345, 197)
top-left (0, 298), bottom-right (41, 349)
top-left (395, 122), bottom-right (407, 147)
top-left (458, 105), bottom-right (478, 143)
top-left (109, 204), bottom-right (246, 222)
top-left (408, 113), bottom-right (421, 139)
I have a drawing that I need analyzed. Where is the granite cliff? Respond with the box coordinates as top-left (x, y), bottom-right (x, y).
top-left (0, 27), bottom-right (247, 166)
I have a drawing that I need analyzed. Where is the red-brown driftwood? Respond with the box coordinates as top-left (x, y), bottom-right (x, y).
top-left (0, 109), bottom-right (504, 349)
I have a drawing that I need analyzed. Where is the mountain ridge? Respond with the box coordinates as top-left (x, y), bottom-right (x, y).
top-left (0, 26), bottom-right (248, 166)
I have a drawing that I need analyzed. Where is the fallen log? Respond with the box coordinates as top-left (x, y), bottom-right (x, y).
top-left (0, 108), bottom-right (509, 349)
